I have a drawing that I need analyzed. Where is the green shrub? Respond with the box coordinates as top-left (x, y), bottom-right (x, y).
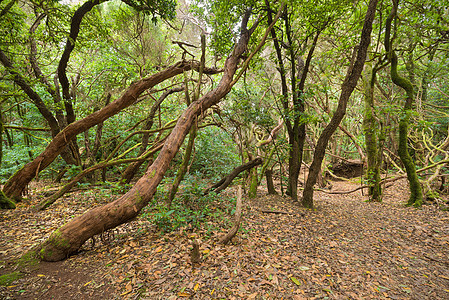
top-left (189, 127), bottom-right (240, 181)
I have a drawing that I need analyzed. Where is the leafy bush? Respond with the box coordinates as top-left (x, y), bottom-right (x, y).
top-left (142, 175), bottom-right (236, 234)
top-left (189, 126), bottom-right (240, 181)
top-left (0, 144), bottom-right (35, 184)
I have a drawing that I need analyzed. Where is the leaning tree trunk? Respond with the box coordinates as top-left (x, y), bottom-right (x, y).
top-left (2, 61), bottom-right (220, 202)
top-left (33, 8), bottom-right (284, 261)
top-left (302, 0), bottom-right (378, 208)
top-left (204, 157), bottom-right (263, 195)
top-left (167, 124), bottom-right (197, 207)
top-left (384, 0), bottom-right (423, 207)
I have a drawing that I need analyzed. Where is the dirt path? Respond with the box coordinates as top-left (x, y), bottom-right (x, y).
top-left (1, 179), bottom-right (448, 299)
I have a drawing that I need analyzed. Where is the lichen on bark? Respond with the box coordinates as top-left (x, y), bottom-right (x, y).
top-left (362, 63), bottom-right (382, 202)
top-left (0, 189), bottom-right (16, 209)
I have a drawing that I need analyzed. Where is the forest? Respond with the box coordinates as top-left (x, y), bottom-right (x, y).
top-left (0, 0), bottom-right (448, 298)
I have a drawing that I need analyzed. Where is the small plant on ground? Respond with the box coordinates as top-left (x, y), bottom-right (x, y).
top-left (141, 175), bottom-right (237, 235)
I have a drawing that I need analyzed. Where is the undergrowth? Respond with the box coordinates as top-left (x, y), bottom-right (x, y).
top-left (141, 175), bottom-right (237, 236)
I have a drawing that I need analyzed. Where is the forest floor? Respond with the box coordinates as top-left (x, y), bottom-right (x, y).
top-left (0, 178), bottom-right (448, 299)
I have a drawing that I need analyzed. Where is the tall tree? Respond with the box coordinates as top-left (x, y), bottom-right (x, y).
top-left (384, 0), bottom-right (423, 207)
top-left (362, 61), bottom-right (384, 202)
top-left (302, 0), bottom-right (379, 208)
top-left (265, 0), bottom-right (340, 200)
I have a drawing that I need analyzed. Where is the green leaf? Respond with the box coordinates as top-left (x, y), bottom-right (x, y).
top-left (290, 276), bottom-right (301, 286)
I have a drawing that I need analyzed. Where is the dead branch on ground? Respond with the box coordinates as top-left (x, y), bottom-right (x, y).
top-left (219, 186), bottom-right (243, 245)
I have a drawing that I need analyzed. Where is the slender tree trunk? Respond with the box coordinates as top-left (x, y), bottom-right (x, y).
top-left (288, 30), bottom-right (319, 200)
top-left (362, 64), bottom-right (382, 201)
top-left (384, 0), bottom-right (423, 207)
top-left (204, 157), bottom-right (263, 195)
top-left (248, 166), bottom-right (258, 198)
top-left (302, 0), bottom-right (379, 208)
top-left (265, 2), bottom-right (295, 198)
top-left (33, 8), bottom-right (283, 261)
top-left (265, 169), bottom-right (277, 195)
top-left (121, 87), bottom-right (183, 183)
top-left (167, 124), bottom-right (197, 207)
top-left (58, 0), bottom-right (104, 126)
top-left (167, 34), bottom-right (206, 207)
top-left (266, 2), bottom-right (319, 201)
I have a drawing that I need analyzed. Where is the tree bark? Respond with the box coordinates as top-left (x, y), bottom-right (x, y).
top-left (58, 0), bottom-right (105, 125)
top-left (248, 166), bottom-right (258, 198)
top-left (302, 0), bottom-right (379, 208)
top-left (384, 0), bottom-right (423, 207)
top-left (288, 30), bottom-right (320, 201)
top-left (266, 1), bottom-right (321, 201)
top-left (265, 169), bottom-right (278, 195)
top-left (167, 124), bottom-right (197, 206)
top-left (33, 7), bottom-right (284, 261)
top-left (2, 61), bottom-right (220, 202)
top-left (204, 157), bottom-right (263, 195)
top-left (362, 63), bottom-right (382, 201)
top-left (219, 186), bottom-right (243, 245)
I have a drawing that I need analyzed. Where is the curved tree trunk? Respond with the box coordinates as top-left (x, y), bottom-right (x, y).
top-left (167, 124), bottom-right (197, 207)
top-left (384, 0), bottom-right (423, 207)
top-left (302, 0), bottom-right (378, 208)
top-left (204, 157), bottom-right (263, 195)
top-left (2, 61), bottom-right (221, 202)
top-left (33, 8), bottom-right (283, 261)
